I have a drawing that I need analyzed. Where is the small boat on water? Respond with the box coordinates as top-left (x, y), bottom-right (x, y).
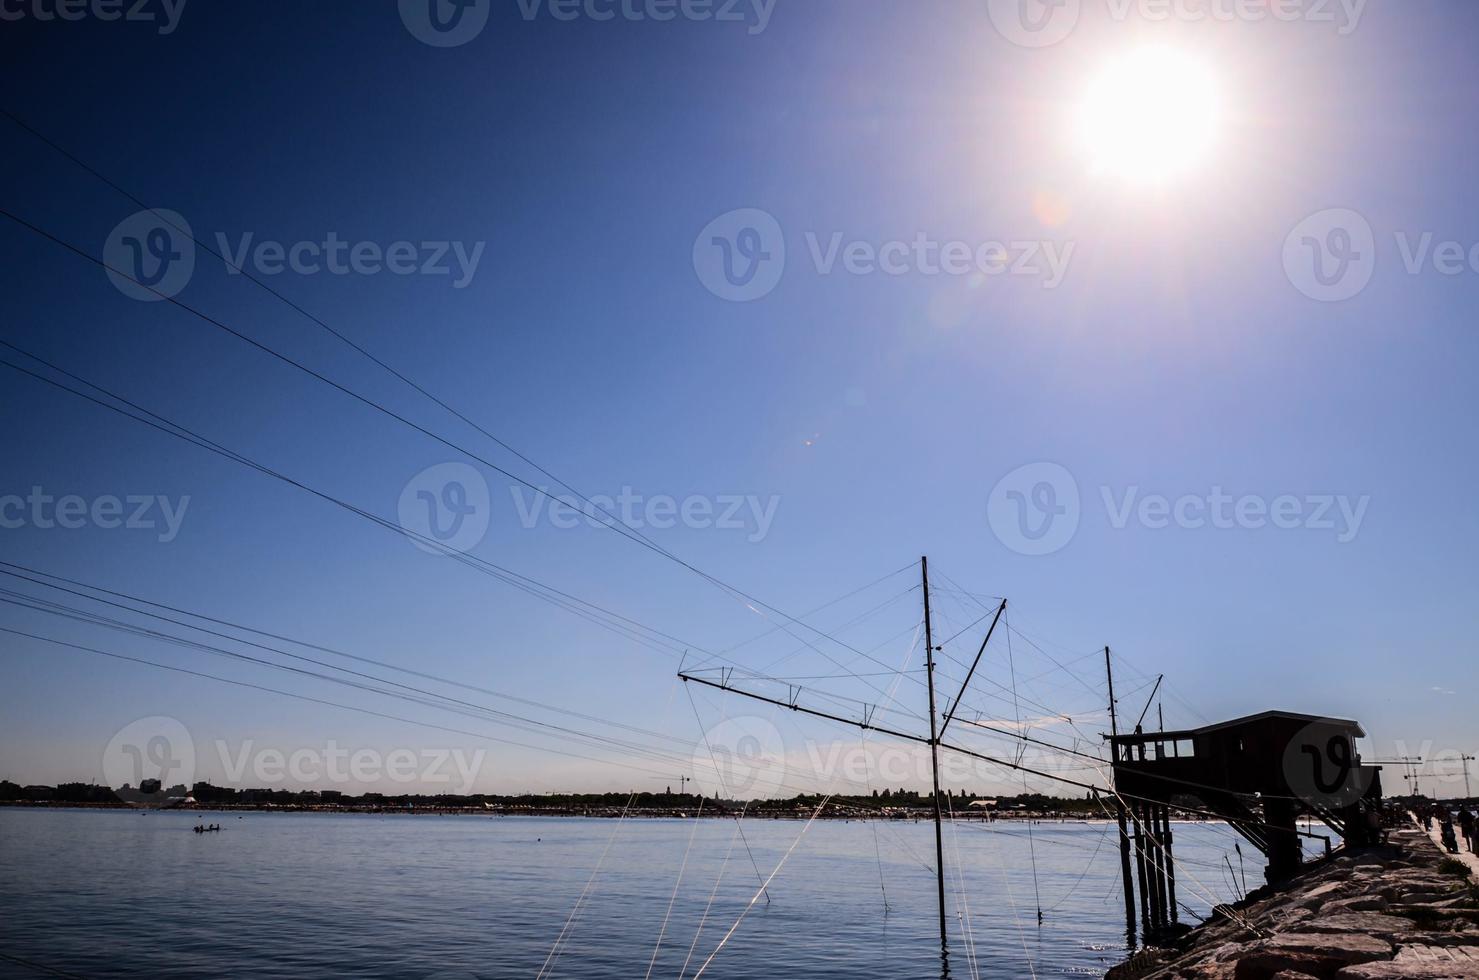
top-left (193, 824), bottom-right (221, 834)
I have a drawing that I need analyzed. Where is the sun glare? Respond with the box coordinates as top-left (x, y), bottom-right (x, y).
top-left (1075, 46), bottom-right (1221, 185)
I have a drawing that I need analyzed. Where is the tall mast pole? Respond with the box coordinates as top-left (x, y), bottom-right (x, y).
top-left (921, 556), bottom-right (949, 956)
top-left (1107, 646), bottom-right (1138, 946)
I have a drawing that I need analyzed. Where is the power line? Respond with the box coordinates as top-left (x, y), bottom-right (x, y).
top-left (0, 106), bottom-right (678, 561)
top-left (0, 203), bottom-right (932, 689)
top-left (0, 344), bottom-right (736, 663)
top-left (0, 624), bottom-right (691, 783)
top-left (0, 559), bottom-right (911, 752)
top-left (0, 574), bottom-right (947, 802)
top-left (0, 594), bottom-right (703, 773)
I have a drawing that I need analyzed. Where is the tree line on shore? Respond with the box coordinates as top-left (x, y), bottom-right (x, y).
top-left (0, 779), bottom-right (1107, 814)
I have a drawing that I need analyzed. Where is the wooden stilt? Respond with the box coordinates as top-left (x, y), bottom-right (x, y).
top-left (1116, 799), bottom-right (1137, 946)
top-left (1107, 648), bottom-right (1138, 946)
top-left (1162, 804), bottom-right (1178, 923)
top-left (1133, 802), bottom-right (1151, 931)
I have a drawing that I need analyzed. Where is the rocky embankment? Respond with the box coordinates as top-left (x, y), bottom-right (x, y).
top-left (1108, 824), bottom-right (1479, 979)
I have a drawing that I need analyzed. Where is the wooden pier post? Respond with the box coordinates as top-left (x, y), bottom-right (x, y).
top-left (1107, 648), bottom-right (1138, 945)
top-left (1116, 799), bottom-right (1137, 945)
top-left (1162, 804), bottom-right (1178, 923)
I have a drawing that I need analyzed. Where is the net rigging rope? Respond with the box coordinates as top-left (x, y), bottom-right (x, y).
top-left (852, 612), bottom-right (925, 914)
top-left (535, 792), bottom-right (638, 980)
top-left (684, 684), bottom-right (772, 904)
top-left (1004, 615), bottom-right (1045, 924)
top-left (689, 795), bottom-right (834, 980)
top-left (677, 813), bottom-right (746, 980)
top-left (945, 796), bottom-right (983, 980)
top-left (643, 796), bottom-right (706, 980)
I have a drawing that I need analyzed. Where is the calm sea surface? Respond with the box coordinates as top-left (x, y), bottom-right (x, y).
top-left (0, 808), bottom-right (1281, 978)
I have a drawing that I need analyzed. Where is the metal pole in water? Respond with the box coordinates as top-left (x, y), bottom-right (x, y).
top-left (921, 556), bottom-right (949, 957)
top-left (1107, 647), bottom-right (1137, 945)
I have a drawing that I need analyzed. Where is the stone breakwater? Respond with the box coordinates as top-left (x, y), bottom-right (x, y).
top-left (1108, 824), bottom-right (1479, 979)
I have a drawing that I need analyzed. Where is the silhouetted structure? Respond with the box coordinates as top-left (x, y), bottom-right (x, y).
top-left (1109, 710), bottom-right (1383, 937)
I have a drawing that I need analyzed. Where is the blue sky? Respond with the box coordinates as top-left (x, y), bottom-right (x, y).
top-left (1, 0), bottom-right (1476, 799)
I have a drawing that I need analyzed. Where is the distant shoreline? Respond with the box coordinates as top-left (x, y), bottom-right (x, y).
top-left (0, 801), bottom-right (1228, 823)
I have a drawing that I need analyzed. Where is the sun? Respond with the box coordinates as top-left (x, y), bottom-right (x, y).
top-left (1074, 46), bottom-right (1221, 185)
